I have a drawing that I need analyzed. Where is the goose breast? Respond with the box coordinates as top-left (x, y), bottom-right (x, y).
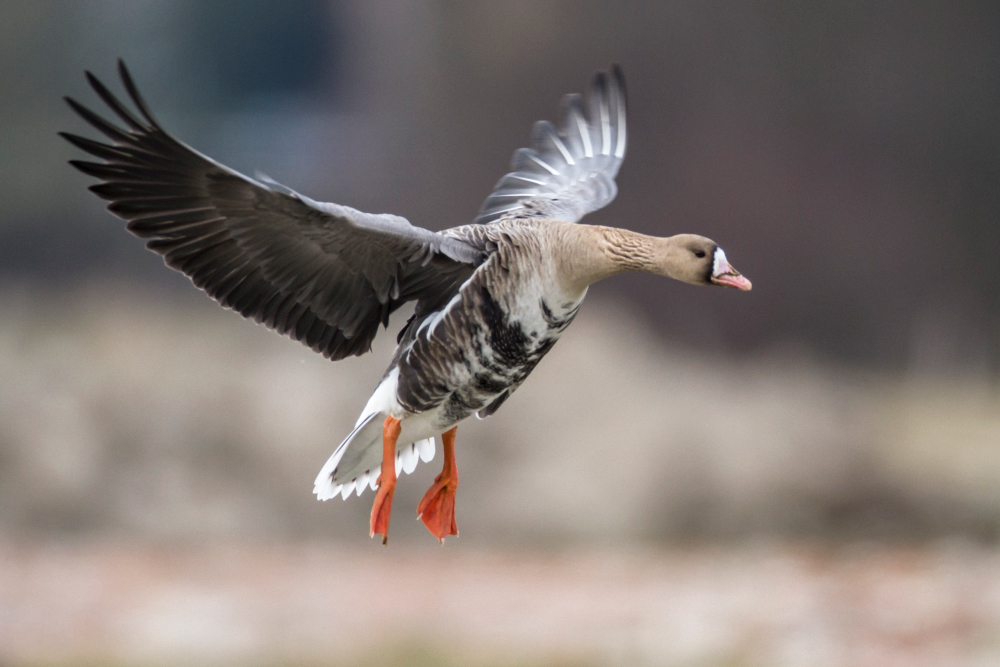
top-left (393, 219), bottom-right (584, 428)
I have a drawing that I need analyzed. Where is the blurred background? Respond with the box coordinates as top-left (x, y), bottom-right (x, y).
top-left (2, 1), bottom-right (1000, 665)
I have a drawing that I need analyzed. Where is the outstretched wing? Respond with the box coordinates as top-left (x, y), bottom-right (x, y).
top-left (62, 60), bottom-right (484, 361)
top-left (475, 65), bottom-right (627, 225)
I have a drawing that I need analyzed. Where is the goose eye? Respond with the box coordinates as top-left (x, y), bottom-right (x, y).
top-left (694, 250), bottom-right (706, 258)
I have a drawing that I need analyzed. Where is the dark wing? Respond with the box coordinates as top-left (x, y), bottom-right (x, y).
top-left (61, 60), bottom-right (484, 361)
top-left (475, 65), bottom-right (627, 224)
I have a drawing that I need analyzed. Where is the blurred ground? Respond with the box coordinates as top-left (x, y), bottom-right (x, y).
top-left (2, 286), bottom-right (999, 544)
top-left (2, 287), bottom-right (1000, 665)
top-left (3, 540), bottom-right (1000, 667)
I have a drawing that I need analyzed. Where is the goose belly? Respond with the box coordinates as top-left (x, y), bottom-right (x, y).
top-left (395, 278), bottom-right (584, 430)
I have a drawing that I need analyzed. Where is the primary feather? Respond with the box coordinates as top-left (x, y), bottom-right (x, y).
top-left (475, 65), bottom-right (627, 224)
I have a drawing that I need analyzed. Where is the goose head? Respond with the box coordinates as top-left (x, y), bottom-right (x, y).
top-left (660, 234), bottom-right (752, 291)
top-left (558, 224), bottom-right (752, 295)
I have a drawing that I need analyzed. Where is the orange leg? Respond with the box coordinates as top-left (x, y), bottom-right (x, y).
top-left (370, 416), bottom-right (402, 545)
top-left (417, 426), bottom-right (459, 542)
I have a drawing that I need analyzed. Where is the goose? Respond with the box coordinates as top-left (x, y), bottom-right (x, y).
top-left (62, 61), bottom-right (751, 544)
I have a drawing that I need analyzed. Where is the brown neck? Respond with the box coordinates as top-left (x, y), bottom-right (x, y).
top-left (555, 224), bottom-right (673, 294)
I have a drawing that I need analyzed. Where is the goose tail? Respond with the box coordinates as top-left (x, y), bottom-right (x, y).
top-left (313, 413), bottom-right (384, 501)
top-left (313, 414), bottom-right (437, 501)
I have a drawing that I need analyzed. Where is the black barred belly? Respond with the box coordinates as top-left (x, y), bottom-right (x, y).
top-left (396, 286), bottom-right (577, 428)
top-left (398, 284), bottom-right (576, 426)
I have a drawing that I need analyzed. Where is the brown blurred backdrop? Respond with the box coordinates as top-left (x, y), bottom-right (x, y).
top-left (2, 2), bottom-right (1000, 665)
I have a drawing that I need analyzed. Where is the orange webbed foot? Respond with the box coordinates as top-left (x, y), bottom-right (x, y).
top-left (417, 472), bottom-right (458, 542)
top-left (417, 426), bottom-right (458, 543)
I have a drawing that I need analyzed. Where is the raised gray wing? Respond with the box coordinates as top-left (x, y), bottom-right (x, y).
top-left (475, 65), bottom-right (627, 224)
top-left (62, 60), bottom-right (484, 361)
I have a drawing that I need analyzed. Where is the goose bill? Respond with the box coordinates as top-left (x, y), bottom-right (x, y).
top-left (711, 258), bottom-right (752, 291)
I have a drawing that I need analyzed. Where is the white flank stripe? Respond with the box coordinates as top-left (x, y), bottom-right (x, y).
top-left (427, 293), bottom-right (462, 339)
top-left (357, 369), bottom-right (399, 426)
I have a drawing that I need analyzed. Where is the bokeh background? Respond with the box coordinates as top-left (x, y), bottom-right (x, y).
top-left (2, 2), bottom-right (1000, 665)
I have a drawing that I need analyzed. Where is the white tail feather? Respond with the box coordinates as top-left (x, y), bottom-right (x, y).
top-left (402, 443), bottom-right (419, 474)
top-left (313, 412), bottom-right (382, 501)
top-left (314, 377), bottom-right (442, 501)
top-left (417, 437), bottom-right (435, 462)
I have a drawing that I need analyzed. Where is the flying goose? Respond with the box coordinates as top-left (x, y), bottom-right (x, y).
top-left (62, 61), bottom-right (751, 544)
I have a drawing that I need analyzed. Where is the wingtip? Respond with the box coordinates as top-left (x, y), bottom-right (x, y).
top-left (592, 69), bottom-right (609, 92)
top-left (113, 58), bottom-right (161, 129)
top-left (117, 60), bottom-right (133, 89)
top-left (611, 64), bottom-right (627, 104)
top-left (59, 132), bottom-right (109, 160)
